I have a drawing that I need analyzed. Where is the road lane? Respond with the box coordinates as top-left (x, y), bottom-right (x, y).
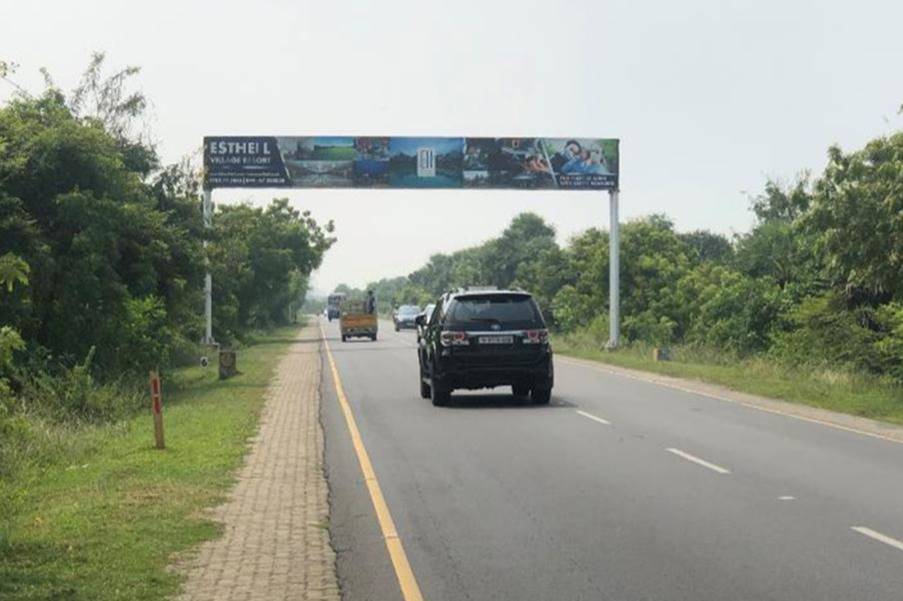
top-left (320, 317), bottom-right (903, 601)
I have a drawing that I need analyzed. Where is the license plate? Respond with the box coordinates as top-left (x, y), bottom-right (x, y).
top-left (478, 335), bottom-right (513, 345)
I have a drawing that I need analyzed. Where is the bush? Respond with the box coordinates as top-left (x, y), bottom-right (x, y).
top-left (769, 293), bottom-right (880, 373)
top-left (551, 285), bottom-right (597, 332)
top-left (17, 347), bottom-right (144, 423)
top-left (677, 265), bottom-right (786, 354)
top-left (560, 313), bottom-right (611, 349)
top-left (623, 310), bottom-right (676, 346)
top-left (873, 303), bottom-right (903, 381)
top-left (118, 295), bottom-right (174, 373)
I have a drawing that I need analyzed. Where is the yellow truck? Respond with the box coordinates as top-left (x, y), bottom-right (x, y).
top-left (339, 299), bottom-right (378, 342)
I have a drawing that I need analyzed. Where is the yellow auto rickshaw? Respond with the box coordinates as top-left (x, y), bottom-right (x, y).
top-left (339, 299), bottom-right (378, 342)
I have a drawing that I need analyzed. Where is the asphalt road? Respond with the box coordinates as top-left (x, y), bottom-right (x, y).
top-left (319, 317), bottom-right (903, 601)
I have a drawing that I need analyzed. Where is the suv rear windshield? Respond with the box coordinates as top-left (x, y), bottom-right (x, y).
top-left (398, 305), bottom-right (420, 315)
top-left (446, 294), bottom-right (543, 328)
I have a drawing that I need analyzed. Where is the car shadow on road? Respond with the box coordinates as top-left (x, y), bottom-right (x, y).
top-left (444, 393), bottom-right (575, 410)
top-left (326, 342), bottom-right (416, 352)
top-left (248, 337), bottom-right (322, 345)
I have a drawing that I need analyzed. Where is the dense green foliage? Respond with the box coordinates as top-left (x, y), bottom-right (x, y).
top-left (0, 57), bottom-right (333, 483)
top-left (359, 131), bottom-right (903, 384)
top-left (209, 199), bottom-right (333, 340)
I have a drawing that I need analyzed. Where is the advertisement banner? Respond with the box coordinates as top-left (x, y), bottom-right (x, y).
top-left (204, 136), bottom-right (618, 190)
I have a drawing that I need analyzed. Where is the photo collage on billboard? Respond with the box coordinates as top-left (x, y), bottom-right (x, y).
top-left (388, 137), bottom-right (463, 188)
top-left (463, 138), bottom-right (557, 189)
top-left (352, 137), bottom-right (390, 187)
top-left (540, 138), bottom-right (619, 190)
top-left (207, 136), bottom-right (618, 190)
top-left (275, 137), bottom-right (355, 188)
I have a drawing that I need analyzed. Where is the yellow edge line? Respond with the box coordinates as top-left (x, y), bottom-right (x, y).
top-left (556, 356), bottom-right (903, 446)
top-left (320, 323), bottom-right (425, 601)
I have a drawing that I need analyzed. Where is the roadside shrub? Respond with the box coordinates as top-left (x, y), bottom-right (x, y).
top-left (117, 295), bottom-right (174, 373)
top-left (677, 266), bottom-right (785, 354)
top-left (551, 285), bottom-right (597, 332)
top-left (769, 292), bottom-right (880, 372)
top-left (0, 326), bottom-right (23, 388)
top-left (18, 348), bottom-right (144, 423)
top-left (560, 313), bottom-right (610, 349)
top-left (873, 303), bottom-right (903, 381)
top-left (622, 310), bottom-right (676, 346)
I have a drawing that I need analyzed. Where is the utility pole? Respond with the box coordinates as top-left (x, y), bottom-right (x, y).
top-left (607, 189), bottom-right (620, 349)
top-left (202, 189), bottom-right (214, 345)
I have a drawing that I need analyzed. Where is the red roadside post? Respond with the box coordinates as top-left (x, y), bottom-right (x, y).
top-left (149, 370), bottom-right (165, 449)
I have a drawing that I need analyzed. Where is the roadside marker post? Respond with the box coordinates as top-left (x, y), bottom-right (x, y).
top-left (149, 370), bottom-right (165, 449)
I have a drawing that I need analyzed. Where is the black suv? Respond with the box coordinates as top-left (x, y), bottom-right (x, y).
top-left (416, 289), bottom-right (553, 406)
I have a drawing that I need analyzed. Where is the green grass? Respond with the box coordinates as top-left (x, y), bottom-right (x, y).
top-left (0, 326), bottom-right (302, 601)
top-left (555, 336), bottom-right (903, 426)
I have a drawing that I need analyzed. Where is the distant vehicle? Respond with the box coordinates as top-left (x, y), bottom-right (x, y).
top-left (393, 304), bottom-right (421, 331)
top-left (327, 292), bottom-right (346, 321)
top-left (340, 298), bottom-right (378, 342)
top-left (416, 289), bottom-right (553, 406)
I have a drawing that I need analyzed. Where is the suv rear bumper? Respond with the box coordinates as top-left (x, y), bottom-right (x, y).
top-left (342, 326), bottom-right (377, 337)
top-left (433, 352), bottom-right (553, 390)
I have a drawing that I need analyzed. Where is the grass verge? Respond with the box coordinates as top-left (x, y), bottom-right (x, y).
top-left (555, 336), bottom-right (903, 426)
top-left (0, 325), bottom-right (302, 601)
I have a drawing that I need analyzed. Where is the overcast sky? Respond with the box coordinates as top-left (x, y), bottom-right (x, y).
top-left (3, 0), bottom-right (902, 293)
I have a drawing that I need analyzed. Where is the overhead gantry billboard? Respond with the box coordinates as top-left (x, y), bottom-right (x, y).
top-left (204, 136), bottom-right (619, 191)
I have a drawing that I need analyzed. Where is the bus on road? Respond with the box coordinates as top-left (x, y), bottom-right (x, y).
top-left (326, 292), bottom-right (346, 321)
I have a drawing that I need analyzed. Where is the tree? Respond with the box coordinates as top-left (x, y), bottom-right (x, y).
top-left (750, 176), bottom-right (812, 222)
top-left (679, 230), bottom-right (733, 265)
top-left (513, 245), bottom-right (575, 322)
top-left (733, 177), bottom-right (821, 293)
top-left (619, 215), bottom-right (692, 340)
top-left (0, 253), bottom-right (29, 292)
top-left (676, 264), bottom-right (785, 353)
top-left (804, 134), bottom-right (903, 300)
top-left (66, 52), bottom-right (157, 175)
top-left (209, 199), bottom-right (334, 339)
top-left (0, 89), bottom-right (202, 373)
top-left (482, 213), bottom-right (557, 288)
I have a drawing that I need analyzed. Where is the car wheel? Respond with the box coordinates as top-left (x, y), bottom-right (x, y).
top-left (371, 333), bottom-right (378, 341)
top-left (395, 324), bottom-right (399, 332)
top-left (419, 369), bottom-right (431, 399)
top-left (430, 367), bottom-right (451, 407)
top-left (431, 384), bottom-right (451, 407)
top-left (512, 383), bottom-right (530, 398)
top-left (341, 335), bottom-right (347, 342)
top-left (531, 386), bottom-right (551, 405)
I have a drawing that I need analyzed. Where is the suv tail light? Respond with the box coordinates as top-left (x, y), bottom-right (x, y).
top-left (522, 329), bottom-right (549, 344)
top-left (440, 331), bottom-right (470, 347)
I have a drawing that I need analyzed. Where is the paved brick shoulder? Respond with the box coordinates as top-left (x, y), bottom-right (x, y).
top-left (176, 327), bottom-right (339, 601)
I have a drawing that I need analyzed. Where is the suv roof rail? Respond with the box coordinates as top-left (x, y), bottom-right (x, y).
top-left (453, 285), bottom-right (498, 293)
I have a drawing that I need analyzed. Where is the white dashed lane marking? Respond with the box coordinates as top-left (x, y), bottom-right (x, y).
top-left (576, 410), bottom-right (612, 425)
top-left (851, 527), bottom-right (903, 553)
top-left (666, 447), bottom-right (732, 475)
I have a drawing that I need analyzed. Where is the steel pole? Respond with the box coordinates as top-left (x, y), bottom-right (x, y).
top-left (202, 189), bottom-right (214, 345)
top-left (607, 190), bottom-right (620, 349)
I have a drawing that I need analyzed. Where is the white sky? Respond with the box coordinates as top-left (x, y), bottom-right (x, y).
top-left (3, 0), bottom-right (902, 294)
